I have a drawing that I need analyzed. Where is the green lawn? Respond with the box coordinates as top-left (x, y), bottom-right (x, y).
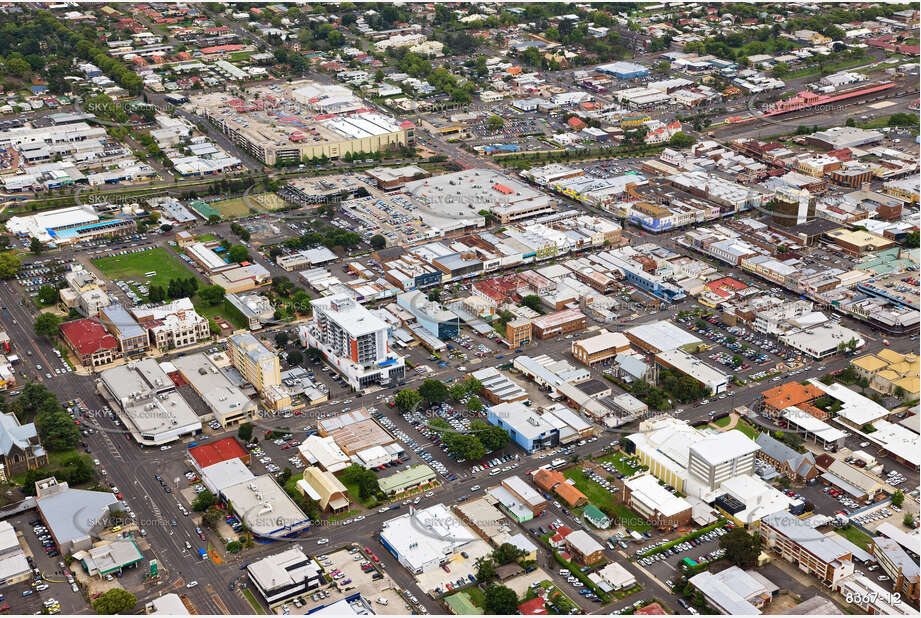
top-left (241, 588), bottom-right (266, 614)
top-left (713, 416), bottom-right (732, 428)
top-left (342, 480), bottom-right (378, 509)
top-left (92, 247), bottom-right (195, 300)
top-left (563, 467), bottom-right (650, 532)
top-left (465, 586), bottom-right (486, 608)
top-left (195, 233), bottom-right (218, 242)
top-left (12, 449), bottom-right (92, 486)
top-left (521, 581), bottom-right (579, 615)
top-left (835, 525), bottom-right (873, 551)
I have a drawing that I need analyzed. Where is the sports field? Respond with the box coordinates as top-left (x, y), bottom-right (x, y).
top-left (209, 192), bottom-right (287, 218)
top-left (92, 247), bottom-right (194, 300)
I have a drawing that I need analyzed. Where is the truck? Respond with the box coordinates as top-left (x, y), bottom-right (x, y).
top-left (630, 530), bottom-right (644, 543)
top-left (198, 548), bottom-right (207, 560)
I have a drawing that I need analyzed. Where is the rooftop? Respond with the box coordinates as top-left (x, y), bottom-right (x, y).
top-left (220, 474), bottom-right (309, 537)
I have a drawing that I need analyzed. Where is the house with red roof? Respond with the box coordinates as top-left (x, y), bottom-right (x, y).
top-left (59, 318), bottom-right (120, 367)
top-left (518, 597), bottom-right (548, 615)
top-left (635, 602), bottom-right (668, 615)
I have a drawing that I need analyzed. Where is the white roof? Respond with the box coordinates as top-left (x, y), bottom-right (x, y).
top-left (690, 567), bottom-right (765, 615)
top-left (625, 473), bottom-right (692, 517)
top-left (573, 329), bottom-right (629, 355)
top-left (626, 320), bottom-right (700, 352)
top-left (247, 547), bottom-right (321, 593)
top-left (718, 474), bottom-right (796, 525)
top-left (689, 430), bottom-right (760, 467)
top-left (565, 529), bottom-right (604, 556)
top-left (782, 407), bottom-right (847, 442)
top-left (809, 380), bottom-right (889, 426)
top-left (201, 458), bottom-right (254, 494)
top-left (379, 504), bottom-right (477, 572)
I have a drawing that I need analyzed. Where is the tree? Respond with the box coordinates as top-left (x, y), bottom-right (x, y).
top-left (228, 245), bottom-right (250, 263)
top-left (771, 62), bottom-right (790, 78)
top-left (475, 556), bottom-right (497, 582)
top-left (443, 432), bottom-right (486, 461)
top-left (719, 527), bottom-right (761, 569)
top-left (486, 115), bottom-right (505, 131)
top-left (394, 389), bottom-right (422, 412)
top-left (464, 377), bottom-right (483, 394)
top-left (669, 131), bottom-right (696, 148)
top-left (192, 489), bottom-right (218, 512)
top-left (37, 285), bottom-right (59, 306)
top-left (891, 489), bottom-right (904, 508)
top-left (36, 408), bottom-right (80, 451)
top-left (30, 238), bottom-right (43, 254)
top-left (369, 234), bottom-right (386, 250)
top-left (275, 332), bottom-right (289, 348)
top-left (904, 512), bottom-right (915, 528)
top-left (483, 584), bottom-right (518, 615)
top-left (340, 464), bottom-right (380, 500)
top-left (198, 284), bottom-right (225, 305)
top-left (286, 349), bottom-right (303, 366)
top-left (202, 508), bottom-right (222, 529)
top-left (238, 422), bottom-right (253, 442)
top-left (467, 396), bottom-right (483, 413)
top-left (520, 294), bottom-right (542, 313)
top-left (148, 284), bottom-right (166, 303)
top-left (471, 420), bottom-right (510, 451)
top-left (92, 589), bottom-right (137, 615)
top-left (418, 379), bottom-right (448, 405)
top-left (226, 540), bottom-right (243, 554)
top-left (0, 252), bottom-right (21, 279)
top-left (493, 542), bottom-right (526, 565)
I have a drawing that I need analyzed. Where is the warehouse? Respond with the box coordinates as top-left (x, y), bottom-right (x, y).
top-left (654, 349), bottom-right (729, 395)
top-left (625, 320), bottom-right (701, 354)
top-left (596, 61), bottom-right (649, 79)
top-left (379, 503), bottom-right (479, 574)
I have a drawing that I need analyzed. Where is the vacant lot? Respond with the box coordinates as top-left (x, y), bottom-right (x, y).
top-left (210, 192), bottom-right (287, 218)
top-left (92, 248), bottom-right (194, 299)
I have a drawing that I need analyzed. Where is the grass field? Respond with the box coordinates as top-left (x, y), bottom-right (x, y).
top-left (209, 192), bottom-right (287, 219)
top-left (562, 467), bottom-right (651, 532)
top-left (596, 453), bottom-right (642, 476)
top-left (835, 525), bottom-right (873, 551)
top-left (92, 248), bottom-right (195, 301)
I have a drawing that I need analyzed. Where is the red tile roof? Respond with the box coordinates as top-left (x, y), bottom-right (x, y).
top-left (636, 602), bottom-right (668, 615)
top-left (59, 319), bottom-right (118, 356)
top-left (518, 597), bottom-right (547, 615)
top-left (188, 438), bottom-right (249, 469)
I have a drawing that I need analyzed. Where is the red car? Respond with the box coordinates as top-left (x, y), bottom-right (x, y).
top-left (364, 547), bottom-right (371, 553)
top-left (0, 605), bottom-right (10, 611)
top-left (442, 564), bottom-right (450, 573)
top-left (116, 493), bottom-right (123, 500)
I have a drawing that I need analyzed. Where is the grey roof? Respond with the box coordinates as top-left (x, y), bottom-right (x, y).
top-left (786, 597), bottom-right (842, 615)
top-left (37, 488), bottom-right (119, 545)
top-left (690, 567), bottom-right (764, 615)
top-left (0, 413), bottom-right (39, 456)
top-left (100, 303), bottom-right (146, 340)
top-left (756, 432), bottom-right (815, 477)
top-left (762, 511), bottom-right (851, 563)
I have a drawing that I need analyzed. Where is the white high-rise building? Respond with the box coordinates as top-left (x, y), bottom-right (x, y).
top-left (299, 295), bottom-right (405, 390)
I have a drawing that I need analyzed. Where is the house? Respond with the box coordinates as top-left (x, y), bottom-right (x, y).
top-left (754, 433), bottom-right (819, 482)
top-left (0, 412), bottom-right (48, 478)
top-left (583, 504), bottom-right (611, 529)
top-left (533, 468), bottom-right (588, 507)
top-left (564, 530), bottom-right (605, 565)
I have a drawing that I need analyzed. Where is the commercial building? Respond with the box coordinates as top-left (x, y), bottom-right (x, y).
top-left (531, 308), bottom-right (586, 339)
top-left (34, 478), bottom-right (122, 554)
top-left (378, 464), bottom-right (437, 496)
top-left (379, 503), bottom-right (478, 574)
top-left (172, 354), bottom-right (257, 428)
top-left (622, 473), bottom-right (692, 530)
top-left (299, 295), bottom-right (405, 391)
top-left (851, 350), bottom-right (920, 399)
top-left (131, 298), bottom-right (210, 351)
top-left (689, 566), bottom-right (774, 615)
top-left (188, 437), bottom-right (250, 473)
top-left (99, 359), bottom-right (202, 445)
top-left (6, 206), bottom-right (135, 246)
top-left (228, 333), bottom-right (287, 409)
top-left (571, 329), bottom-right (630, 367)
top-left (297, 467), bottom-right (349, 512)
top-left (595, 563), bottom-right (637, 591)
top-left (470, 367), bottom-right (528, 404)
top-left (247, 547), bottom-right (322, 604)
top-left (596, 61), bottom-right (649, 79)
top-left (146, 593), bottom-right (190, 615)
top-left (779, 322), bottom-right (865, 360)
top-left (297, 435), bottom-right (350, 473)
top-left (654, 349), bottom-right (729, 395)
top-left (805, 127), bottom-right (883, 150)
top-left (98, 303), bottom-right (148, 355)
top-left (838, 574), bottom-right (917, 615)
top-left (714, 474), bottom-right (800, 527)
top-left (221, 474), bottom-right (310, 539)
top-left (870, 536), bottom-right (919, 601)
top-left (759, 510), bottom-right (855, 587)
top-left (499, 476), bottom-right (549, 517)
top-left (687, 431), bottom-right (759, 492)
top-left (74, 540), bottom-right (143, 578)
top-left (486, 402), bottom-right (559, 452)
top-left (396, 290), bottom-right (461, 340)
top-left (564, 530), bottom-right (605, 565)
top-left (781, 407), bottom-right (847, 450)
top-left (224, 292), bottom-right (276, 330)
top-left (625, 321), bottom-right (701, 354)
top-left (755, 433), bottom-right (818, 482)
top-left (0, 521), bottom-right (30, 587)
top-left (404, 169), bottom-right (554, 224)
top-left (190, 83), bottom-right (412, 165)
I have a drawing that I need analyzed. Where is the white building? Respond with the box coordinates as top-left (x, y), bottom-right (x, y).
top-left (247, 547), bottom-right (323, 604)
top-left (379, 504), bottom-right (478, 573)
top-left (131, 298), bottom-right (210, 351)
top-left (298, 295), bottom-right (405, 390)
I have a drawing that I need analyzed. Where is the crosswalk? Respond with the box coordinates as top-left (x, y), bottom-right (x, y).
top-left (99, 430), bottom-right (123, 461)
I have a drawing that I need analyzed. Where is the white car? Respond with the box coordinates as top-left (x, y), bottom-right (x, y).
top-left (317, 538), bottom-right (329, 545)
top-left (186, 581), bottom-right (199, 589)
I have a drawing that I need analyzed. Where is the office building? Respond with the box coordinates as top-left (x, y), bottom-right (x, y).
top-left (34, 478), bottom-right (122, 554)
top-left (396, 290), bottom-right (461, 340)
top-left (687, 431), bottom-right (760, 491)
top-left (689, 566), bottom-right (774, 615)
top-left (247, 548), bottom-right (323, 604)
top-left (870, 536), bottom-right (919, 601)
top-left (654, 349), bottom-right (729, 395)
top-left (0, 521), bottom-right (30, 587)
top-left (486, 402), bottom-right (559, 452)
top-left (531, 308), bottom-right (586, 339)
top-left (221, 475), bottom-right (310, 539)
top-left (571, 329), bottom-right (630, 367)
top-left (172, 354), bottom-right (257, 428)
top-left (759, 510), bottom-right (855, 587)
top-left (299, 295), bottom-right (405, 391)
top-left (227, 333), bottom-right (287, 409)
top-left (99, 359), bottom-right (201, 445)
top-left (379, 504), bottom-right (478, 574)
top-left (622, 473), bottom-right (692, 530)
top-left (98, 303), bottom-right (148, 355)
top-left (131, 298), bottom-right (210, 351)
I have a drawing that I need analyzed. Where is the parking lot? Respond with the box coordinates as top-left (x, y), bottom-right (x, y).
top-left (636, 523), bottom-right (735, 587)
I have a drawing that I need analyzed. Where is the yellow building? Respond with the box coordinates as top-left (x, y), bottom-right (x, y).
top-left (228, 333), bottom-right (281, 395)
top-left (851, 350), bottom-right (920, 399)
top-left (297, 466), bottom-right (350, 512)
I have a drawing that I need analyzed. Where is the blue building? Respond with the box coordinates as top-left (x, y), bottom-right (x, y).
top-left (595, 61), bottom-right (649, 79)
top-left (486, 402), bottom-right (559, 453)
top-left (396, 290), bottom-right (461, 340)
